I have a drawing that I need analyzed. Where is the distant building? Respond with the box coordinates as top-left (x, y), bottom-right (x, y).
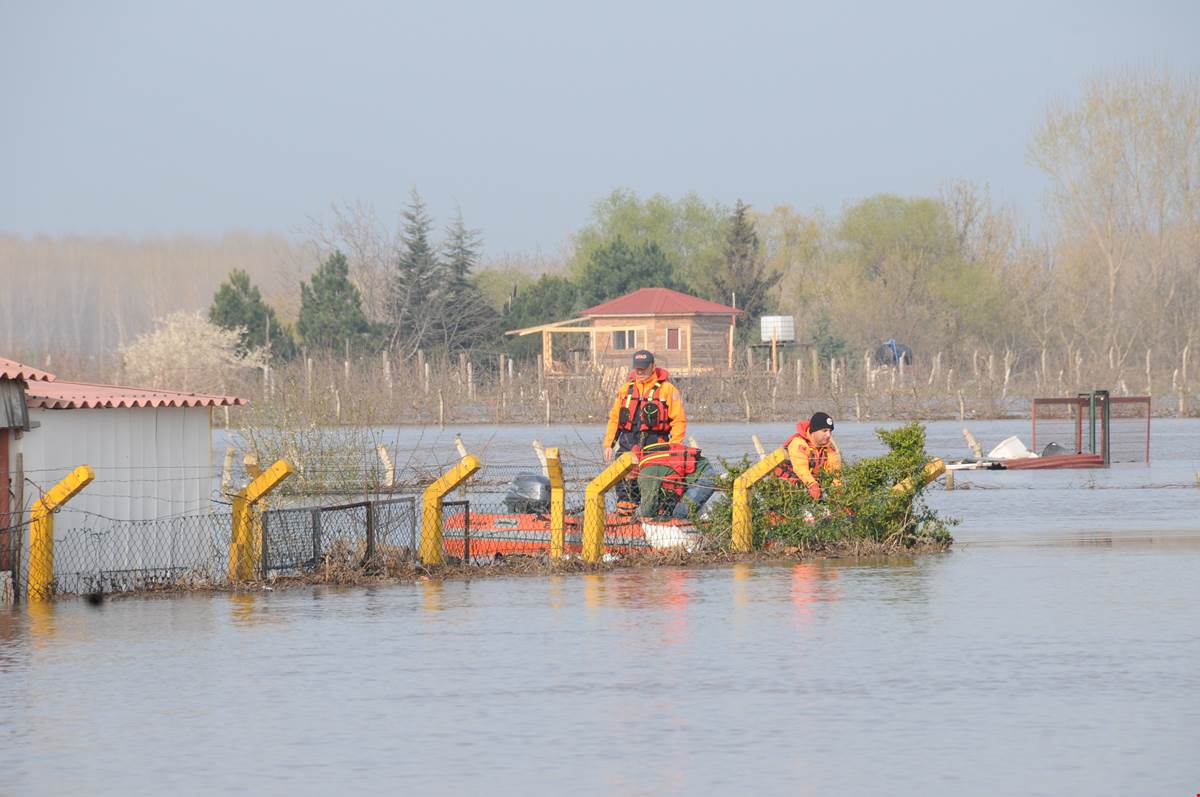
top-left (506, 287), bottom-right (741, 375)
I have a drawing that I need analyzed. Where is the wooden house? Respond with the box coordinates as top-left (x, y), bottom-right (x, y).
top-left (507, 287), bottom-right (741, 376)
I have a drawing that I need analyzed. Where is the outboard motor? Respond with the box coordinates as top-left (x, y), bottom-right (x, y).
top-left (1040, 442), bottom-right (1071, 458)
top-left (503, 473), bottom-right (552, 513)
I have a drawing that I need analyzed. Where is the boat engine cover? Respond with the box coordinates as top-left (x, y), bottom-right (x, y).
top-left (1040, 442), bottom-right (1071, 457)
top-left (503, 473), bottom-right (552, 513)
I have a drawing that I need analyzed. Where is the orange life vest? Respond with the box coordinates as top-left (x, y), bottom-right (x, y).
top-left (773, 426), bottom-right (833, 486)
top-left (617, 378), bottom-right (672, 437)
top-left (638, 442), bottom-right (702, 497)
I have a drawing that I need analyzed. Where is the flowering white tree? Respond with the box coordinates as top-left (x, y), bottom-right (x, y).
top-left (121, 311), bottom-right (266, 393)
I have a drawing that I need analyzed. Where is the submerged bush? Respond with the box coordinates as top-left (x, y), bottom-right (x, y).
top-left (699, 421), bottom-right (955, 550)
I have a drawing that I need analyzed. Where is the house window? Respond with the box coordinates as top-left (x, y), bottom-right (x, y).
top-left (665, 328), bottom-right (682, 351)
top-left (612, 330), bottom-right (637, 350)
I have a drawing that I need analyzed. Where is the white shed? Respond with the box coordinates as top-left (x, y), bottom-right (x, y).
top-left (1, 361), bottom-right (244, 594)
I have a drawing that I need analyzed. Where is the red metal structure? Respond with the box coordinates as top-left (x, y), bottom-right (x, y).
top-left (1031, 392), bottom-right (1151, 465)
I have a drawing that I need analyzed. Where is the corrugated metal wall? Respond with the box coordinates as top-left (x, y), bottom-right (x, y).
top-left (15, 407), bottom-right (219, 585)
top-left (19, 406), bottom-right (215, 520)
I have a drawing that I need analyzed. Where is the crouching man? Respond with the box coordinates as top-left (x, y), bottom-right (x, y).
top-left (635, 441), bottom-right (717, 520)
top-left (774, 411), bottom-right (843, 499)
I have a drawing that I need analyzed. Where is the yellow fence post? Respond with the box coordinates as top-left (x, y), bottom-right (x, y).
top-left (731, 448), bottom-right (788, 553)
top-left (581, 452), bottom-right (637, 563)
top-left (228, 459), bottom-right (294, 582)
top-left (545, 447), bottom-right (565, 559)
top-left (420, 454), bottom-right (482, 565)
top-left (27, 465), bottom-right (95, 602)
top-left (890, 458), bottom-right (946, 495)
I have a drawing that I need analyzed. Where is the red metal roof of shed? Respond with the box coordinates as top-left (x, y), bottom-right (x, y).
top-left (581, 287), bottom-right (741, 316)
top-left (0, 357), bottom-right (56, 382)
top-left (25, 380), bottom-right (247, 410)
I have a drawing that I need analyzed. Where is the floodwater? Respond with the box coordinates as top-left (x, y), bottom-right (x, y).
top-left (2, 419), bottom-right (1198, 796)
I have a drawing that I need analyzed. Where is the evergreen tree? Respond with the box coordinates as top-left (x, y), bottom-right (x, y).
top-left (442, 207), bottom-right (482, 299)
top-left (433, 208), bottom-right (500, 351)
top-left (577, 239), bottom-right (680, 308)
top-left (209, 269), bottom-right (296, 361)
top-left (710, 199), bottom-right (781, 331)
top-left (502, 274), bottom-right (580, 357)
top-left (297, 250), bottom-right (375, 353)
top-left (387, 189), bottom-right (444, 355)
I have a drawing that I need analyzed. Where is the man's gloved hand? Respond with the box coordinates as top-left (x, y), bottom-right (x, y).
top-left (806, 482), bottom-right (822, 500)
top-left (603, 445), bottom-right (614, 463)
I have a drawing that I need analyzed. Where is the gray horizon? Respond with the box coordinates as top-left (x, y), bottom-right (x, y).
top-left (3, 0), bottom-right (1198, 253)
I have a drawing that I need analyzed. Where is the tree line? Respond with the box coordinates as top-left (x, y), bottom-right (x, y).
top-left (3, 69), bottom-right (1198, 395)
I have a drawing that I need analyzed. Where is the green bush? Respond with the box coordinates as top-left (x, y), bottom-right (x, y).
top-left (699, 421), bottom-right (955, 550)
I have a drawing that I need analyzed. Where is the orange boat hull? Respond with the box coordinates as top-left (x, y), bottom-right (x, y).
top-left (442, 512), bottom-right (661, 558)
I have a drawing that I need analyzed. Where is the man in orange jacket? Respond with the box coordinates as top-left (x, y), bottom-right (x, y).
top-left (602, 350), bottom-right (687, 515)
top-left (775, 412), bottom-right (843, 499)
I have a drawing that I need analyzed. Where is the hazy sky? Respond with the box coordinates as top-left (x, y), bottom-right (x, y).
top-left (3, 0), bottom-right (1198, 255)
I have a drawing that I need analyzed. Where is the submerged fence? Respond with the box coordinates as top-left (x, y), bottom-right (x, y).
top-left (2, 451), bottom-right (735, 601)
top-left (0, 432), bottom-right (963, 603)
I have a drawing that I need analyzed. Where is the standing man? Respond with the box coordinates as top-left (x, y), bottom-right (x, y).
top-left (774, 411), bottom-right (842, 499)
top-left (603, 350), bottom-right (687, 516)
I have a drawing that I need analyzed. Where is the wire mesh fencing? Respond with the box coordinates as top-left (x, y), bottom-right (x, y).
top-left (34, 510), bottom-right (230, 597)
top-left (426, 461), bottom-right (718, 563)
top-left (1032, 394), bottom-right (1152, 462)
top-left (261, 495), bottom-right (419, 575)
top-left (11, 493), bottom-right (423, 598)
top-left (1108, 397), bottom-right (1152, 463)
top-left (5, 454), bottom-right (730, 600)
top-left (1, 510), bottom-right (23, 604)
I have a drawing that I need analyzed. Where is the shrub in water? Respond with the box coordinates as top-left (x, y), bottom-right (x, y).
top-left (699, 421), bottom-right (955, 550)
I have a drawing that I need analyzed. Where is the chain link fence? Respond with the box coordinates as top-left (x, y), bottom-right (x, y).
top-left (428, 462), bottom-right (716, 563)
top-left (261, 495), bottom-right (418, 575)
top-left (4, 457), bottom-right (726, 600)
top-left (28, 509), bottom-right (229, 597)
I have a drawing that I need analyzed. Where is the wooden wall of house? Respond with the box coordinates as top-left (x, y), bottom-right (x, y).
top-left (591, 315), bottom-right (733, 372)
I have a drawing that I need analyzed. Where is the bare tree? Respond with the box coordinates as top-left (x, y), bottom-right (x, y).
top-left (1030, 69), bottom-right (1200, 365)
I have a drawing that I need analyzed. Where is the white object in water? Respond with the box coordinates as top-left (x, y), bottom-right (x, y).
top-left (641, 520), bottom-right (701, 551)
top-left (987, 435), bottom-right (1036, 460)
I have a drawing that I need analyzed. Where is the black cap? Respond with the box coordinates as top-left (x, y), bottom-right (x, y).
top-left (632, 350), bottom-right (655, 368)
top-left (810, 412), bottom-right (834, 431)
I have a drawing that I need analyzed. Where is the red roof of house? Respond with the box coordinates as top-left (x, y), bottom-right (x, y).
top-left (25, 380), bottom-right (247, 410)
top-left (0, 357), bottom-right (56, 382)
top-left (581, 287), bottom-right (741, 317)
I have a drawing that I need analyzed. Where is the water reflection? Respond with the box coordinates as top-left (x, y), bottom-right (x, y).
top-left (790, 562), bottom-right (838, 623)
top-left (420, 578), bottom-right (443, 613)
top-left (1, 543), bottom-right (1198, 796)
top-left (229, 592), bottom-right (259, 626)
top-left (661, 570), bottom-right (690, 647)
top-left (26, 600), bottom-right (56, 647)
top-left (583, 573), bottom-right (603, 609)
top-left (0, 607), bottom-right (29, 674)
top-left (731, 562), bottom-right (752, 608)
top-left (547, 574), bottom-right (565, 610)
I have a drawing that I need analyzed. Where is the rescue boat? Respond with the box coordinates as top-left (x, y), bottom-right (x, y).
top-left (440, 473), bottom-right (702, 561)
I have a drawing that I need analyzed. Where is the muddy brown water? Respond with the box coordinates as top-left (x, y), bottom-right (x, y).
top-left (2, 419), bottom-right (1198, 796)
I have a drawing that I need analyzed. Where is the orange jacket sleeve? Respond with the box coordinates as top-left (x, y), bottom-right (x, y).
top-left (786, 436), bottom-right (818, 488)
top-left (828, 440), bottom-right (843, 487)
top-left (827, 441), bottom-right (843, 472)
top-left (664, 382), bottom-right (687, 444)
top-left (603, 390), bottom-right (625, 449)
